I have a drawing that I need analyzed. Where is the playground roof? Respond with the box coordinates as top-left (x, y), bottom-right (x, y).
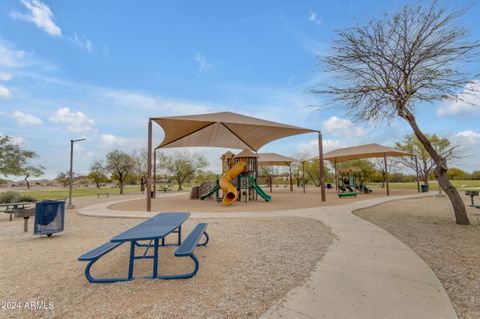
top-left (258, 152), bottom-right (295, 166)
top-left (323, 143), bottom-right (411, 162)
top-left (234, 149), bottom-right (259, 158)
top-left (151, 111), bottom-right (317, 151)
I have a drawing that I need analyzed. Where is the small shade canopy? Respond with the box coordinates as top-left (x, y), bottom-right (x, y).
top-left (234, 149), bottom-right (259, 158)
top-left (258, 152), bottom-right (295, 166)
top-left (152, 111), bottom-right (316, 152)
top-left (323, 143), bottom-right (411, 162)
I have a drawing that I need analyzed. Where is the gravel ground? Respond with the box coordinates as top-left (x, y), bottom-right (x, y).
top-left (0, 212), bottom-right (333, 319)
top-left (110, 188), bottom-right (416, 213)
top-left (354, 195), bottom-right (480, 319)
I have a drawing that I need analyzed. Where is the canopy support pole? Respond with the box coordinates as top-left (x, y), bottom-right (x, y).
top-left (269, 176), bottom-right (272, 193)
top-left (414, 155), bottom-right (420, 192)
top-left (302, 161), bottom-right (305, 194)
top-left (153, 149), bottom-right (157, 198)
top-left (334, 158), bottom-right (338, 191)
top-left (318, 132), bottom-right (326, 202)
top-left (289, 164), bottom-right (293, 192)
top-left (383, 153), bottom-right (390, 196)
top-left (147, 119), bottom-right (152, 211)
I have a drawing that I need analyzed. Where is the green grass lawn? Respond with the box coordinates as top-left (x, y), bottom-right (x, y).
top-left (18, 185), bottom-right (143, 200)
top-left (368, 180), bottom-right (480, 191)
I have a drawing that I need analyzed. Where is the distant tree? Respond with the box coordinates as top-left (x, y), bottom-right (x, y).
top-left (56, 172), bottom-right (75, 188)
top-left (304, 159), bottom-right (333, 186)
top-left (87, 160), bottom-right (109, 188)
top-left (158, 151), bottom-right (207, 191)
top-left (447, 167), bottom-right (468, 180)
top-left (395, 134), bottom-right (460, 185)
top-left (133, 149), bottom-right (148, 192)
top-left (471, 171), bottom-right (480, 180)
top-left (22, 165), bottom-right (45, 189)
top-left (104, 150), bottom-right (136, 194)
top-left (0, 135), bottom-right (43, 188)
top-left (314, 2), bottom-right (479, 224)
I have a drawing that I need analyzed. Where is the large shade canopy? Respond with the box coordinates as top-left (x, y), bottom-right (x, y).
top-left (152, 111), bottom-right (316, 152)
top-left (323, 143), bottom-right (411, 162)
top-left (258, 152), bottom-right (295, 166)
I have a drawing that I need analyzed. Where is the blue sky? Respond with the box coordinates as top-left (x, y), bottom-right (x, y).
top-left (0, 0), bottom-right (479, 179)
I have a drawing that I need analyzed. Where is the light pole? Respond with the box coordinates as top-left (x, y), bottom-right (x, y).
top-left (67, 138), bottom-right (86, 209)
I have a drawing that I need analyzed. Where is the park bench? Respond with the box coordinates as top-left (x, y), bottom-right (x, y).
top-left (96, 192), bottom-right (109, 198)
top-left (78, 212), bottom-right (209, 283)
top-left (338, 192), bottom-right (357, 198)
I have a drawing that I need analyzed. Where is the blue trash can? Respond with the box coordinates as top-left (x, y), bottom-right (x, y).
top-left (34, 200), bottom-right (65, 237)
top-left (420, 184), bottom-right (429, 193)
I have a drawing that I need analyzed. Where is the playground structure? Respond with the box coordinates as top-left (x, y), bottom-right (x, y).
top-left (336, 167), bottom-right (372, 194)
top-left (200, 150), bottom-right (272, 205)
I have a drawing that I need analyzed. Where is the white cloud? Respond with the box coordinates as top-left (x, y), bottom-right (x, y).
top-left (100, 133), bottom-right (127, 147)
top-left (0, 44), bottom-right (28, 68)
top-left (0, 85), bottom-right (11, 99)
top-left (12, 111), bottom-right (43, 126)
top-left (0, 72), bottom-right (13, 81)
top-left (10, 0), bottom-right (62, 37)
top-left (195, 53), bottom-right (211, 72)
top-left (437, 80), bottom-right (480, 116)
top-left (308, 11), bottom-right (322, 25)
top-left (49, 107), bottom-right (94, 132)
top-left (456, 130), bottom-right (480, 144)
top-left (322, 116), bottom-right (367, 137)
top-left (297, 138), bottom-right (346, 156)
top-left (68, 33), bottom-right (93, 52)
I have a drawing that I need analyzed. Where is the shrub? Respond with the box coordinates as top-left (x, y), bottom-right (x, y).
top-left (0, 191), bottom-right (37, 203)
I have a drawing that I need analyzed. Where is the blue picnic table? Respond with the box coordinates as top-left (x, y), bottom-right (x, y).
top-left (78, 212), bottom-right (209, 283)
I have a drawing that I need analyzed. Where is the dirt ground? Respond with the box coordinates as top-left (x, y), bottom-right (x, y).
top-left (110, 187), bottom-right (417, 213)
top-left (0, 210), bottom-right (333, 318)
top-left (354, 195), bottom-right (480, 319)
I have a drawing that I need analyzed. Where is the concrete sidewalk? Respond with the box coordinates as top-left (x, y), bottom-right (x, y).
top-left (76, 193), bottom-right (458, 319)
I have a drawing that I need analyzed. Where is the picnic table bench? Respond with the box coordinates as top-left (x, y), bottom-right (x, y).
top-left (338, 192), bottom-right (357, 198)
top-left (96, 192), bottom-right (109, 198)
top-left (0, 202), bottom-right (33, 221)
top-left (78, 212), bottom-right (209, 283)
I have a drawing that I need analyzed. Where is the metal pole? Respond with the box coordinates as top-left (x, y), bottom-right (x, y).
top-left (67, 138), bottom-right (85, 209)
top-left (302, 161), bottom-right (305, 194)
top-left (153, 149), bottom-right (157, 198)
top-left (334, 158), bottom-right (337, 191)
top-left (68, 139), bottom-right (74, 208)
top-left (289, 164), bottom-right (293, 192)
top-left (414, 155), bottom-right (420, 193)
top-left (383, 153), bottom-right (390, 196)
top-left (147, 119), bottom-right (152, 212)
top-left (318, 132), bottom-right (326, 202)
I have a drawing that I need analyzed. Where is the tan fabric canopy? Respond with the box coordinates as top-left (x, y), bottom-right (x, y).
top-left (234, 149), bottom-right (259, 158)
top-left (152, 111), bottom-right (316, 151)
top-left (323, 143), bottom-right (411, 162)
top-left (258, 152), bottom-right (295, 166)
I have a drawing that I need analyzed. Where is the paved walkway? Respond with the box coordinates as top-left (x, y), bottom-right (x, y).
top-left (77, 193), bottom-right (458, 319)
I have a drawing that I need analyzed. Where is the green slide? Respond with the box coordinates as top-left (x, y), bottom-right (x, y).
top-left (253, 181), bottom-right (271, 202)
top-left (200, 184), bottom-right (220, 200)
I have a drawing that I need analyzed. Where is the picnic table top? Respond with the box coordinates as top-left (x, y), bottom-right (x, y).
top-left (111, 212), bottom-right (190, 242)
top-left (0, 202), bottom-right (34, 208)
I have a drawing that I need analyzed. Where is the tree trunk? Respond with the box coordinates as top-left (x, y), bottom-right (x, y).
top-left (403, 109), bottom-right (469, 225)
top-left (140, 177), bottom-right (145, 192)
top-left (423, 175), bottom-right (429, 186)
top-left (24, 176), bottom-right (30, 190)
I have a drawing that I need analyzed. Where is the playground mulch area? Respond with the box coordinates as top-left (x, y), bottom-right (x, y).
top-left (110, 187), bottom-right (417, 212)
top-left (0, 212), bottom-right (333, 319)
top-left (354, 195), bottom-right (480, 319)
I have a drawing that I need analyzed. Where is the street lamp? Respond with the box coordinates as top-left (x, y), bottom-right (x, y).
top-left (67, 138), bottom-right (86, 209)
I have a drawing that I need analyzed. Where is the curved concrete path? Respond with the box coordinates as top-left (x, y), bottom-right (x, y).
top-left (77, 193), bottom-right (458, 319)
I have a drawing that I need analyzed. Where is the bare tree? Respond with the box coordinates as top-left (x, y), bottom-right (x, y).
top-left (104, 150), bottom-right (136, 194)
top-left (314, 2), bottom-right (479, 224)
top-left (395, 133), bottom-right (460, 185)
top-left (158, 151), bottom-right (207, 191)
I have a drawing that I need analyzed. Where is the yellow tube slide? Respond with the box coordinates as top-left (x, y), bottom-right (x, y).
top-left (220, 161), bottom-right (246, 205)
